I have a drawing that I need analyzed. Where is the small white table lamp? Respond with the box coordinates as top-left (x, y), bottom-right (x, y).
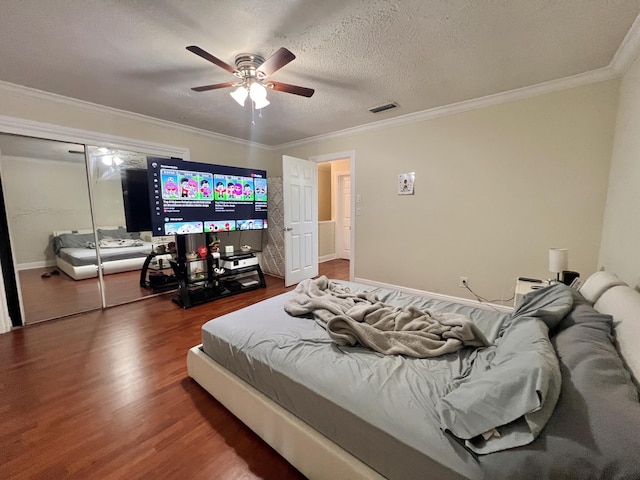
top-left (549, 248), bottom-right (568, 283)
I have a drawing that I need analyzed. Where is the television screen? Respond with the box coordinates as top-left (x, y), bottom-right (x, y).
top-left (147, 157), bottom-right (268, 236)
top-left (121, 168), bottom-right (152, 232)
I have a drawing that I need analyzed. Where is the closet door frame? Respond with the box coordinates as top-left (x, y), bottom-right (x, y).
top-left (0, 114), bottom-right (190, 328)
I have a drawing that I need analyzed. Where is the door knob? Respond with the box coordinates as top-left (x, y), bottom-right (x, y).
top-left (284, 227), bottom-right (293, 232)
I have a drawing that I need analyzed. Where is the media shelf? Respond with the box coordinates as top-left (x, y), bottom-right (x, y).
top-left (140, 251), bottom-right (178, 292)
top-left (170, 233), bottom-right (266, 308)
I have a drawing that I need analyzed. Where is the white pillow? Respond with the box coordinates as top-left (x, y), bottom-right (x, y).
top-left (579, 271), bottom-right (627, 304)
top-left (594, 284), bottom-right (640, 385)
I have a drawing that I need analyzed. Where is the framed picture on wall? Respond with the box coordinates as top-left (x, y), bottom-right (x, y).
top-left (398, 172), bottom-right (415, 195)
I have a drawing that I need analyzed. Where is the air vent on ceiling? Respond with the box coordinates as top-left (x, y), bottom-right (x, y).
top-left (369, 102), bottom-right (398, 114)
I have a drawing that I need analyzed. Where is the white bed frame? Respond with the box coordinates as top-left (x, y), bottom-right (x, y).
top-left (187, 272), bottom-right (640, 479)
top-left (187, 346), bottom-right (385, 480)
top-left (53, 228), bottom-right (151, 280)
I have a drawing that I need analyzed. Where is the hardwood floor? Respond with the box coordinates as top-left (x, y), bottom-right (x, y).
top-left (19, 267), bottom-right (178, 325)
top-left (0, 260), bottom-right (350, 480)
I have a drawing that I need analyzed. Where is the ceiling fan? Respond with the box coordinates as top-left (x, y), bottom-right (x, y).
top-left (186, 45), bottom-right (314, 109)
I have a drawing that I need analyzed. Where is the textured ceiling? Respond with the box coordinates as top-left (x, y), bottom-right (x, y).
top-left (1, 1), bottom-right (640, 147)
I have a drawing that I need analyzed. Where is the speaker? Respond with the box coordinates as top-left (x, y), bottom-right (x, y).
top-left (562, 270), bottom-right (579, 286)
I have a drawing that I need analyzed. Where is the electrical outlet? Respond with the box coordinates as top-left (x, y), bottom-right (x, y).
top-left (459, 277), bottom-right (468, 288)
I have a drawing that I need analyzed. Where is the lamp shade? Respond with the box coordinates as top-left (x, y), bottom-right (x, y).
top-left (249, 82), bottom-right (267, 101)
top-left (230, 86), bottom-right (248, 106)
top-left (253, 97), bottom-right (270, 109)
top-left (548, 248), bottom-right (568, 274)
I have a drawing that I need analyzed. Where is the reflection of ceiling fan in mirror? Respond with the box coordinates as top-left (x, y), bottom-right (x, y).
top-left (84, 147), bottom-right (147, 180)
top-left (186, 46), bottom-right (314, 110)
top-left (93, 147), bottom-right (124, 166)
top-left (88, 147), bottom-right (145, 167)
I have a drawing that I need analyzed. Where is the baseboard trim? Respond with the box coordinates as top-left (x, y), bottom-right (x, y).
top-left (319, 254), bottom-right (337, 263)
top-left (17, 260), bottom-right (56, 271)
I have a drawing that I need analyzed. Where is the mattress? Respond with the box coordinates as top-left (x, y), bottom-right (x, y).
top-left (201, 281), bottom-right (505, 480)
top-left (57, 242), bottom-right (152, 266)
top-left (199, 279), bottom-right (640, 480)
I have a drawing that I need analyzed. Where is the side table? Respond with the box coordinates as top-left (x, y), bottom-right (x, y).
top-left (514, 278), bottom-right (548, 306)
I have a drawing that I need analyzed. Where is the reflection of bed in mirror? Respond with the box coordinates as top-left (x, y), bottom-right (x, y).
top-left (187, 272), bottom-right (640, 480)
top-left (52, 227), bottom-right (153, 280)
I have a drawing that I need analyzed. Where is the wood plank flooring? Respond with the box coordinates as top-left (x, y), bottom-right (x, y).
top-left (1, 260), bottom-right (350, 480)
top-left (19, 267), bottom-right (177, 324)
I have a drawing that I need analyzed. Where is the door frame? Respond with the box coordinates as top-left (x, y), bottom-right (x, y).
top-left (0, 114), bottom-right (190, 328)
top-left (334, 172), bottom-right (351, 260)
top-left (309, 150), bottom-right (356, 282)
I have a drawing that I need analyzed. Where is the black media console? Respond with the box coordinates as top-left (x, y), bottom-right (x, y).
top-left (170, 233), bottom-right (266, 308)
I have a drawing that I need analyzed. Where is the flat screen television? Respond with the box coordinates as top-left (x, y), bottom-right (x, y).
top-left (147, 157), bottom-right (268, 236)
top-left (121, 168), bottom-right (152, 232)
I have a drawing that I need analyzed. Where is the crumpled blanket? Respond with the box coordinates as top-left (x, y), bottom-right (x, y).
top-left (284, 276), bottom-right (490, 357)
top-left (86, 239), bottom-right (144, 249)
top-left (436, 283), bottom-right (572, 454)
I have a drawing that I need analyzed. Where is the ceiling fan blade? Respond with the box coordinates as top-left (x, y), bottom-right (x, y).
top-left (268, 81), bottom-right (315, 98)
top-left (257, 47), bottom-right (296, 77)
top-left (186, 46), bottom-right (237, 75)
top-left (191, 81), bottom-right (237, 92)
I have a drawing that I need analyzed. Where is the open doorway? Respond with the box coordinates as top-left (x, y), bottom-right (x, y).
top-left (316, 156), bottom-right (352, 273)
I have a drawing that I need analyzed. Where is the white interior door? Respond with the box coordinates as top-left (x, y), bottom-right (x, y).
top-left (283, 155), bottom-right (318, 286)
top-left (336, 173), bottom-right (351, 260)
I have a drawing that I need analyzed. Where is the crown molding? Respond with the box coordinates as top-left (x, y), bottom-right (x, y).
top-left (276, 66), bottom-right (618, 150)
top-left (277, 14), bottom-right (640, 150)
top-left (0, 81), bottom-right (271, 151)
top-left (3, 9), bottom-right (640, 154)
top-left (0, 114), bottom-right (190, 160)
top-left (610, 13), bottom-right (640, 75)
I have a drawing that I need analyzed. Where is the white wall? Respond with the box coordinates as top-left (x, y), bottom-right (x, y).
top-left (0, 79), bottom-right (623, 304)
top-left (318, 221), bottom-right (335, 259)
top-left (0, 155), bottom-right (127, 267)
top-left (92, 175), bottom-right (128, 230)
top-left (330, 159), bottom-right (351, 222)
top-left (318, 163), bottom-right (331, 221)
top-left (599, 53), bottom-right (640, 288)
top-left (0, 84), bottom-right (279, 273)
top-left (0, 87), bottom-right (280, 173)
top-left (1, 156), bottom-right (93, 266)
top-left (278, 80), bottom-right (620, 301)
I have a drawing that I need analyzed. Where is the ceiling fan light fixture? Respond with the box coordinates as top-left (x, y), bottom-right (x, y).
top-left (230, 86), bottom-right (248, 106)
top-left (187, 46), bottom-right (313, 116)
top-left (249, 81), bottom-right (268, 101)
top-left (253, 97), bottom-right (270, 110)
top-left (249, 82), bottom-right (269, 109)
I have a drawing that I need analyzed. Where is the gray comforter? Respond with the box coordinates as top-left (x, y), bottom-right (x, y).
top-left (438, 282), bottom-right (572, 454)
top-left (285, 277), bottom-right (576, 455)
top-left (204, 278), bottom-right (640, 478)
top-left (479, 286), bottom-right (640, 479)
top-left (285, 276), bottom-right (490, 357)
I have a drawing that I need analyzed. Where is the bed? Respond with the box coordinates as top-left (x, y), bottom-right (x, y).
top-left (52, 227), bottom-right (153, 280)
top-left (187, 271), bottom-right (640, 479)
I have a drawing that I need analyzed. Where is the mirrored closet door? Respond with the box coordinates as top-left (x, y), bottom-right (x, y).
top-left (0, 133), bottom-right (176, 325)
top-left (87, 146), bottom-right (170, 307)
top-left (0, 133), bottom-right (102, 323)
